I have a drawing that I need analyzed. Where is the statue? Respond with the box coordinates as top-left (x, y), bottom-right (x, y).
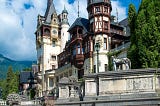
top-left (112, 56), bottom-right (131, 71)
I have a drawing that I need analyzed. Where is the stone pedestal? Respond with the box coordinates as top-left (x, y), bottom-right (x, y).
top-left (56, 77), bottom-right (80, 103)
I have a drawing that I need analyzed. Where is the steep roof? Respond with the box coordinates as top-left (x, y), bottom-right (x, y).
top-left (68, 17), bottom-right (89, 33)
top-left (44, 0), bottom-right (57, 23)
top-left (20, 71), bottom-right (34, 84)
top-left (119, 18), bottom-right (128, 27)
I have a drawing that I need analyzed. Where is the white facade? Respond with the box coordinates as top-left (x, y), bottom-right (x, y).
top-left (61, 24), bottom-right (70, 52)
top-left (35, 1), bottom-right (70, 96)
top-left (94, 34), bottom-right (109, 73)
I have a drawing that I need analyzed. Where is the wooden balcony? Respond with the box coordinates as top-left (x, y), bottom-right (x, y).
top-left (72, 54), bottom-right (84, 68)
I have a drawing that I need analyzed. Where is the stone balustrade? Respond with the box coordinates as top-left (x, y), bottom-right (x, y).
top-left (0, 99), bottom-right (6, 106)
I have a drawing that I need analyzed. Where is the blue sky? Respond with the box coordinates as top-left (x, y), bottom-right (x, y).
top-left (0, 0), bottom-right (141, 61)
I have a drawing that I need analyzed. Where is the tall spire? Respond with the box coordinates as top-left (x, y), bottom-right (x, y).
top-left (47, 0), bottom-right (53, 6)
top-left (116, 8), bottom-right (119, 23)
top-left (78, 0), bottom-right (79, 17)
top-left (44, 0), bottom-right (57, 23)
top-left (62, 5), bottom-right (68, 14)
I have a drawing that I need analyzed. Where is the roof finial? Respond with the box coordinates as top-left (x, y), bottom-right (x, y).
top-left (64, 5), bottom-right (66, 10)
top-left (116, 8), bottom-right (119, 23)
top-left (78, 0), bottom-right (79, 17)
top-left (47, 0), bottom-right (53, 6)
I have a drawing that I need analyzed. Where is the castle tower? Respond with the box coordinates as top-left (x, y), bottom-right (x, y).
top-left (87, 0), bottom-right (112, 72)
top-left (60, 6), bottom-right (70, 52)
top-left (35, 0), bottom-right (60, 96)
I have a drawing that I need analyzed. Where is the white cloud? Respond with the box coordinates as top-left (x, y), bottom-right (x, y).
top-left (111, 0), bottom-right (127, 22)
top-left (0, 0), bottom-right (126, 60)
top-left (54, 0), bottom-right (87, 25)
top-left (0, 0), bottom-right (45, 60)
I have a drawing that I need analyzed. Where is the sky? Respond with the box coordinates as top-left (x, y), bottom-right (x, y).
top-left (0, 0), bottom-right (141, 61)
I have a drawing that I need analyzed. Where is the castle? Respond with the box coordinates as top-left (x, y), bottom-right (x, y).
top-left (35, 0), bottom-right (130, 98)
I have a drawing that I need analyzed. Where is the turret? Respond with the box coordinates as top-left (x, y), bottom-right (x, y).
top-left (87, 0), bottom-right (112, 73)
top-left (60, 6), bottom-right (70, 52)
top-left (35, 0), bottom-right (60, 97)
top-left (87, 0), bottom-right (112, 34)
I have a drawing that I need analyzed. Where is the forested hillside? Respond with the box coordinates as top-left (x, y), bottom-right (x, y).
top-left (0, 54), bottom-right (36, 79)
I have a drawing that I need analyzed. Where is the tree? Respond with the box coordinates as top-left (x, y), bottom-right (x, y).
top-left (127, 3), bottom-right (140, 69)
top-left (0, 66), bottom-right (19, 99)
top-left (23, 68), bottom-right (32, 72)
top-left (128, 0), bottom-right (160, 68)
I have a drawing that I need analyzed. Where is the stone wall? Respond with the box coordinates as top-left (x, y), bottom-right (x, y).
top-left (55, 69), bottom-right (160, 106)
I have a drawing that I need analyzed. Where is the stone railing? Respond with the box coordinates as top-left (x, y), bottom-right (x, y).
top-left (0, 99), bottom-right (6, 106)
top-left (20, 100), bottom-right (41, 106)
top-left (110, 42), bottom-right (131, 52)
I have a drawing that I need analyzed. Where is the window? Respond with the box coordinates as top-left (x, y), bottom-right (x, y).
top-left (104, 38), bottom-right (107, 50)
top-left (77, 44), bottom-right (81, 54)
top-left (104, 21), bottom-right (108, 30)
top-left (44, 28), bottom-right (50, 35)
top-left (104, 6), bottom-right (108, 13)
top-left (94, 65), bottom-right (96, 73)
top-left (52, 65), bottom-right (56, 69)
top-left (51, 55), bottom-right (56, 61)
top-left (49, 78), bottom-right (54, 87)
top-left (95, 7), bottom-right (100, 13)
top-left (105, 64), bottom-right (108, 71)
top-left (52, 41), bottom-right (55, 47)
top-left (78, 29), bottom-right (82, 34)
top-left (73, 45), bottom-right (76, 55)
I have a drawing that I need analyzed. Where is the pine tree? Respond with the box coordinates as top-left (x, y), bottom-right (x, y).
top-left (2, 66), bottom-right (19, 99)
top-left (128, 0), bottom-right (160, 68)
top-left (127, 4), bottom-right (140, 68)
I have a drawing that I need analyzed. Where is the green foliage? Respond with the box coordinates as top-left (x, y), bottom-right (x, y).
top-left (30, 88), bottom-right (36, 100)
top-left (0, 66), bottom-right (19, 99)
top-left (23, 67), bottom-right (32, 72)
top-left (128, 4), bottom-right (136, 35)
top-left (128, 0), bottom-right (160, 68)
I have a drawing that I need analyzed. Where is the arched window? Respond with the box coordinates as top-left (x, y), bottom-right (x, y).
top-left (44, 28), bottom-right (50, 35)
